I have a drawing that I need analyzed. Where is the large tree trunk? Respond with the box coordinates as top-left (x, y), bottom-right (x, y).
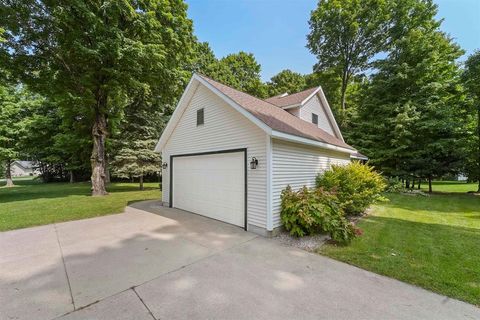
top-left (5, 160), bottom-right (14, 187)
top-left (69, 170), bottom-right (74, 183)
top-left (139, 174), bottom-right (144, 191)
top-left (340, 68), bottom-right (348, 112)
top-left (91, 111), bottom-right (108, 196)
top-left (417, 179), bottom-right (421, 190)
top-left (428, 176), bottom-right (433, 193)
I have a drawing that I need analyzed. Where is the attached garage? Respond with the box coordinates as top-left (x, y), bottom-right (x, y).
top-left (171, 150), bottom-right (246, 229)
top-left (155, 74), bottom-right (358, 236)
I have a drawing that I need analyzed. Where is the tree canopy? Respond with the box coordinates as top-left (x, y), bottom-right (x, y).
top-left (462, 51), bottom-right (480, 191)
top-left (1, 0), bottom-right (195, 194)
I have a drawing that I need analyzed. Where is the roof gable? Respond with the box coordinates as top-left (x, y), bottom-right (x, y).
top-left (155, 74), bottom-right (355, 153)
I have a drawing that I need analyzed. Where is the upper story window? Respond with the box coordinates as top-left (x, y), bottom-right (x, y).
top-left (197, 108), bottom-right (204, 126)
top-left (312, 113), bottom-right (318, 125)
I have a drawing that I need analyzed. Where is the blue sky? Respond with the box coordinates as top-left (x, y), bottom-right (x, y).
top-left (186, 0), bottom-right (480, 81)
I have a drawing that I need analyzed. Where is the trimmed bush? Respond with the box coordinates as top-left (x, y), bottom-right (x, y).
top-left (316, 162), bottom-right (386, 216)
top-left (280, 186), bottom-right (358, 243)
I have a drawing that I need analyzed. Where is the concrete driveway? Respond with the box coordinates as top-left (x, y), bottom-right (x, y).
top-left (1, 200), bottom-right (479, 320)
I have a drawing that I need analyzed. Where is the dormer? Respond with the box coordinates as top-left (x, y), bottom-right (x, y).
top-left (265, 86), bottom-right (344, 141)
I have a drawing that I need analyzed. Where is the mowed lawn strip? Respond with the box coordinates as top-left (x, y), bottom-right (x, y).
top-left (0, 178), bottom-right (161, 231)
top-left (420, 180), bottom-right (479, 193)
top-left (319, 192), bottom-right (480, 306)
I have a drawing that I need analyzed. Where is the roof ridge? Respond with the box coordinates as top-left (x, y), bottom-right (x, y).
top-left (265, 86), bottom-right (319, 101)
top-left (195, 73), bottom-right (354, 151)
top-left (196, 73), bottom-right (284, 109)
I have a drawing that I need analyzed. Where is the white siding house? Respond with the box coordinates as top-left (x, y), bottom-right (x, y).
top-left (155, 74), bottom-right (358, 236)
top-left (10, 161), bottom-right (38, 177)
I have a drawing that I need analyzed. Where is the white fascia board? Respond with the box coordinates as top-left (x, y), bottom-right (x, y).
top-left (194, 74), bottom-right (273, 136)
top-left (155, 74), bottom-right (273, 152)
top-left (271, 130), bottom-right (355, 155)
top-left (317, 87), bottom-right (345, 142)
top-left (300, 86), bottom-right (322, 105)
top-left (154, 77), bottom-right (198, 152)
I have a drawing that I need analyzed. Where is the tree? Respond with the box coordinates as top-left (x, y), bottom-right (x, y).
top-left (207, 52), bottom-right (267, 98)
top-left (0, 84), bottom-right (31, 187)
top-left (267, 69), bottom-right (306, 97)
top-left (353, 25), bottom-right (464, 192)
top-left (305, 69), bottom-right (364, 131)
top-left (110, 93), bottom-right (162, 190)
top-left (1, 0), bottom-right (195, 195)
top-left (462, 51), bottom-right (480, 192)
top-left (307, 0), bottom-right (390, 113)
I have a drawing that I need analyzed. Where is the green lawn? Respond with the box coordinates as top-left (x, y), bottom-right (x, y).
top-left (0, 178), bottom-right (161, 231)
top-left (420, 180), bottom-right (479, 193)
top-left (319, 192), bottom-right (480, 306)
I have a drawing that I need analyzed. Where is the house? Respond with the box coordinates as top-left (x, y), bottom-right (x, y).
top-left (10, 161), bottom-right (38, 177)
top-left (155, 74), bottom-right (359, 236)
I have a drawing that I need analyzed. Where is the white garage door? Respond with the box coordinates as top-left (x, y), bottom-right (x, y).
top-left (172, 151), bottom-right (245, 227)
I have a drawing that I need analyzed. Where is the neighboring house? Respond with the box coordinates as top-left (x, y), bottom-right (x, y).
top-left (10, 161), bottom-right (38, 177)
top-left (155, 74), bottom-right (360, 236)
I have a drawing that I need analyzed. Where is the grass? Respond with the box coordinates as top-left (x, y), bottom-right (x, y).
top-left (0, 177), bottom-right (161, 231)
top-left (420, 180), bottom-right (479, 193)
top-left (319, 191), bottom-right (480, 306)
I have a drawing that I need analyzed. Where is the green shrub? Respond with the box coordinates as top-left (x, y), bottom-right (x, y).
top-left (385, 177), bottom-right (404, 193)
top-left (280, 186), bottom-right (358, 244)
top-left (316, 162), bottom-right (386, 216)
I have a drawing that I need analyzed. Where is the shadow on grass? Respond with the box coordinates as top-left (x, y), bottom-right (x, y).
top-left (0, 179), bottom-right (159, 204)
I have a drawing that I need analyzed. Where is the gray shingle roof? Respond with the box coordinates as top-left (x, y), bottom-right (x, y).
top-left (199, 75), bottom-right (354, 151)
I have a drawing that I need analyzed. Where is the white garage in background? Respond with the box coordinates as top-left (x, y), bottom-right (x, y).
top-left (155, 74), bottom-right (361, 236)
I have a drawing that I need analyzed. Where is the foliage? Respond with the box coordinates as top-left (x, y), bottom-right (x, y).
top-left (280, 186), bottom-right (358, 243)
top-left (110, 92), bottom-right (162, 189)
top-left (266, 69), bottom-right (306, 97)
top-left (351, 10), bottom-right (465, 187)
top-left (316, 162), bottom-right (386, 216)
top-left (461, 51), bottom-right (480, 192)
top-left (319, 192), bottom-right (480, 306)
top-left (205, 51), bottom-right (267, 98)
top-left (1, 0), bottom-right (195, 195)
top-left (307, 0), bottom-right (390, 113)
top-left (0, 83), bottom-right (34, 186)
top-left (384, 177), bottom-right (404, 193)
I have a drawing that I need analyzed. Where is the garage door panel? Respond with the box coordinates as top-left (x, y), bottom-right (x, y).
top-left (172, 152), bottom-right (245, 227)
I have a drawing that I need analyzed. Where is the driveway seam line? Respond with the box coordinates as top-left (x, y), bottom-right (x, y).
top-left (132, 287), bottom-right (157, 320)
top-left (132, 235), bottom-right (259, 290)
top-left (54, 223), bottom-right (76, 311)
top-left (51, 235), bottom-right (259, 319)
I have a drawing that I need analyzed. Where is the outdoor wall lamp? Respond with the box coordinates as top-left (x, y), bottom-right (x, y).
top-left (162, 162), bottom-right (168, 170)
top-left (250, 157), bottom-right (258, 169)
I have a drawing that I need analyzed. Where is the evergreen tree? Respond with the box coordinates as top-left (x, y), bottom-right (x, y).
top-left (354, 24), bottom-right (464, 191)
top-left (110, 93), bottom-right (162, 190)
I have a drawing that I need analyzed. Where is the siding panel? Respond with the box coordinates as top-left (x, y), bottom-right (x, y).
top-left (162, 85), bottom-right (267, 229)
top-left (271, 139), bottom-right (350, 228)
top-left (300, 95), bottom-right (335, 136)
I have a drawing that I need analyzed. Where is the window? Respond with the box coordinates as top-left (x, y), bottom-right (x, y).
top-left (197, 108), bottom-right (204, 126)
top-left (312, 113), bottom-right (318, 125)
